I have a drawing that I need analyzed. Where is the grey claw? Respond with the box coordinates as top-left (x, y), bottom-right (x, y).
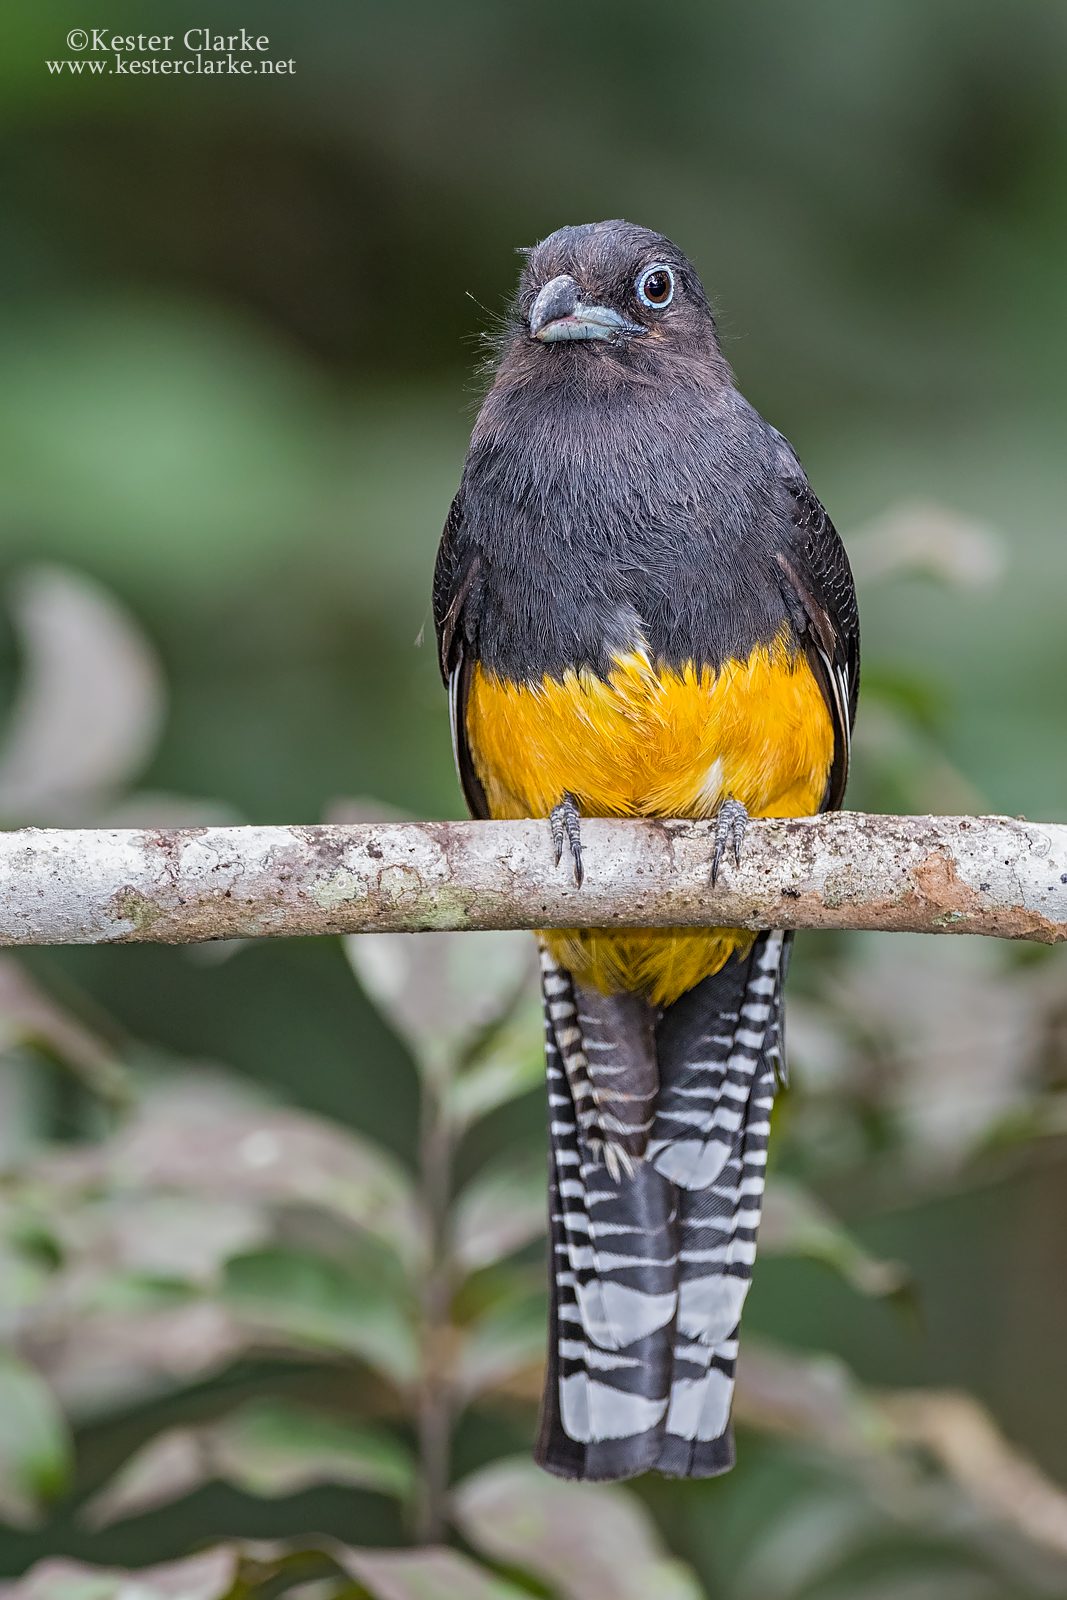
top-left (711, 798), bottom-right (749, 887)
top-left (550, 792), bottom-right (584, 887)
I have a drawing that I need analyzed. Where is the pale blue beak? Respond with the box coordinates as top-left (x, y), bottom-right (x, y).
top-left (529, 274), bottom-right (645, 343)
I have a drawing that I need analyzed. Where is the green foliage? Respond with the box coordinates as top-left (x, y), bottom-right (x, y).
top-left (82, 1401), bottom-right (416, 1529)
top-left (221, 1248), bottom-right (421, 1387)
top-left (0, 1354), bottom-right (72, 1528)
top-left (0, 876), bottom-right (1065, 1595)
top-left (0, 565), bottom-right (1062, 1591)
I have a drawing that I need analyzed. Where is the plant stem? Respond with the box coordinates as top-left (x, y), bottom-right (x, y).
top-left (415, 1071), bottom-right (456, 1544)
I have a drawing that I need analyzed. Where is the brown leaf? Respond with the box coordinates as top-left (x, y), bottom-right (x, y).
top-left (828, 936), bottom-right (1042, 1168)
top-left (883, 1389), bottom-right (1067, 1557)
top-left (734, 1344), bottom-right (1067, 1567)
top-left (733, 1340), bottom-right (892, 1457)
top-left (81, 1427), bottom-right (209, 1531)
top-left (453, 1456), bottom-right (707, 1600)
top-left (105, 1195), bottom-right (269, 1286)
top-left (0, 1547), bottom-right (237, 1600)
top-left (113, 1072), bottom-right (426, 1272)
top-left (344, 931), bottom-right (535, 1082)
top-left (29, 1301), bottom-right (249, 1420)
top-left (337, 1546), bottom-right (530, 1600)
top-left (451, 1161), bottom-right (545, 1274)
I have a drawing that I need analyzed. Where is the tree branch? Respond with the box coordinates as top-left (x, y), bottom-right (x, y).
top-left (0, 814), bottom-right (1063, 947)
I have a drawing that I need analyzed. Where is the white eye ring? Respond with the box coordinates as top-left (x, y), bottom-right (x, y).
top-left (635, 264), bottom-right (675, 309)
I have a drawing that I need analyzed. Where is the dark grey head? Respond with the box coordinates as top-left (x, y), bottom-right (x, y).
top-left (523, 220), bottom-right (711, 338)
top-left (489, 220), bottom-right (727, 397)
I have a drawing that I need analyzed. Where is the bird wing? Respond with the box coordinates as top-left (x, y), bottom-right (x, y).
top-left (770, 432), bottom-right (860, 813)
top-left (432, 494), bottom-right (489, 819)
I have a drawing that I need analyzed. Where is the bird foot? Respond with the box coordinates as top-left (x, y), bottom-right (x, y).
top-left (602, 1141), bottom-right (636, 1182)
top-left (550, 792), bottom-right (584, 887)
top-left (711, 797), bottom-right (749, 886)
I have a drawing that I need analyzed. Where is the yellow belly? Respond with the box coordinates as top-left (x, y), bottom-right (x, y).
top-left (467, 633), bottom-right (833, 1005)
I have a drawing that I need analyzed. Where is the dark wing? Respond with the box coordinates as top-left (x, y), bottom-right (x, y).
top-left (432, 494), bottom-right (489, 819)
top-left (770, 432), bottom-right (860, 813)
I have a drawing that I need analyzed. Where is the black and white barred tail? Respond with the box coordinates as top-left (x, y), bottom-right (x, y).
top-left (535, 930), bottom-right (790, 1482)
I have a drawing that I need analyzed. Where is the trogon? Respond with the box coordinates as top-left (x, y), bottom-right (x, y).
top-left (433, 220), bottom-right (859, 1482)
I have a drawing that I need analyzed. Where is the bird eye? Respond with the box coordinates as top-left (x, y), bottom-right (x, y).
top-left (636, 265), bottom-right (675, 308)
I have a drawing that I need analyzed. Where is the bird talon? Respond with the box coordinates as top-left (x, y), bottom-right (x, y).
top-left (711, 797), bottom-right (749, 887)
top-left (550, 792), bottom-right (584, 887)
top-left (602, 1141), bottom-right (636, 1182)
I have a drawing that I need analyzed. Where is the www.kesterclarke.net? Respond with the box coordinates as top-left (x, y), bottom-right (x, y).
top-left (49, 28), bottom-right (296, 76)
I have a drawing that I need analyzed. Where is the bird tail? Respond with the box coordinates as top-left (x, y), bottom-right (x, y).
top-left (535, 930), bottom-right (790, 1482)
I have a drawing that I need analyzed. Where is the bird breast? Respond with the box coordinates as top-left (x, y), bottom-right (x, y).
top-left (465, 631), bottom-right (833, 825)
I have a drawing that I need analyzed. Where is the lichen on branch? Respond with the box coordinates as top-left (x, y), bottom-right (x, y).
top-left (0, 813), bottom-right (1062, 947)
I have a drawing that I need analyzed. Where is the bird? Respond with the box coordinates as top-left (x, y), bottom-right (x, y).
top-left (433, 220), bottom-right (859, 1483)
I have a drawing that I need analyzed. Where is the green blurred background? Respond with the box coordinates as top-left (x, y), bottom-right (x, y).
top-left (3, 0), bottom-right (1067, 1591)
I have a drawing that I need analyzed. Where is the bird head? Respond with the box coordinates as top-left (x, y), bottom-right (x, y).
top-left (511, 220), bottom-right (722, 372)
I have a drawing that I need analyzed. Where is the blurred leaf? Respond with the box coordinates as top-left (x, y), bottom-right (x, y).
top-left (451, 1159), bottom-right (545, 1274)
top-left (336, 1546), bottom-right (531, 1600)
top-left (454, 1456), bottom-right (707, 1600)
top-left (0, 1349), bottom-right (73, 1528)
top-left (344, 931), bottom-right (535, 1082)
top-left (0, 1054), bottom-right (41, 1171)
top-left (858, 666), bottom-right (946, 735)
top-left (458, 1282), bottom-right (548, 1400)
top-left (0, 1541), bottom-right (528, 1600)
top-left (759, 1177), bottom-right (907, 1297)
top-left (733, 1344), bottom-right (1067, 1580)
top-left (0, 1542), bottom-right (534, 1600)
top-left (113, 1072), bottom-right (427, 1273)
top-left (324, 797), bottom-right (415, 825)
top-left (445, 996), bottom-right (545, 1132)
top-left (847, 502), bottom-right (1007, 589)
top-left (102, 1194), bottom-right (269, 1287)
top-left (101, 792), bottom-right (245, 829)
top-left (850, 698), bottom-right (986, 817)
top-left (0, 300), bottom-right (329, 593)
top-left (733, 1340), bottom-right (893, 1459)
top-left (883, 1390), bottom-right (1067, 1559)
top-left (0, 1548), bottom-right (239, 1600)
top-left (29, 1301), bottom-right (250, 1423)
top-left (0, 564), bottom-right (165, 824)
top-left (781, 997), bottom-right (856, 1095)
top-left (209, 1400), bottom-right (415, 1502)
top-left (81, 1426), bottom-right (208, 1532)
top-left (825, 935), bottom-right (1040, 1172)
top-left (223, 1248), bottom-right (420, 1388)
top-left (84, 1402), bottom-right (415, 1529)
top-left (727, 1488), bottom-right (889, 1600)
top-left (0, 953), bottom-right (132, 1110)
top-left (0, 1235), bottom-right (51, 1317)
